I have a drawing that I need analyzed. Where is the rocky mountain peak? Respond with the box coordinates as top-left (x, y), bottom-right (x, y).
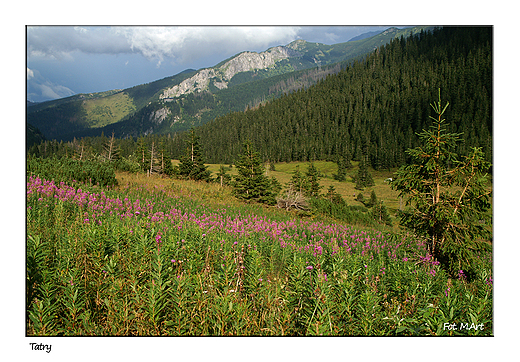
top-left (160, 46), bottom-right (302, 99)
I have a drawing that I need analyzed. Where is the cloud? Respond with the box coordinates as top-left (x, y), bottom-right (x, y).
top-left (113, 26), bottom-right (301, 66)
top-left (324, 32), bottom-right (340, 43)
top-left (27, 26), bottom-right (131, 59)
top-left (26, 67), bottom-right (75, 102)
top-left (27, 26), bottom-right (301, 67)
top-left (38, 82), bottom-right (75, 100)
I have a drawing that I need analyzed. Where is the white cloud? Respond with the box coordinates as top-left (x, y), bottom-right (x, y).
top-left (324, 32), bottom-right (340, 43)
top-left (27, 26), bottom-right (131, 59)
top-left (26, 67), bottom-right (75, 102)
top-left (112, 26), bottom-right (301, 66)
top-left (28, 26), bottom-right (301, 66)
top-left (37, 83), bottom-right (72, 100)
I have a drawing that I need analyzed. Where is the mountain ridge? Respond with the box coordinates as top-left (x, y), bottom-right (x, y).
top-left (27, 26), bottom-right (435, 143)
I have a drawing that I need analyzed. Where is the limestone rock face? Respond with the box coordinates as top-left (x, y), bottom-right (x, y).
top-left (160, 46), bottom-right (301, 99)
top-left (149, 107), bottom-right (171, 124)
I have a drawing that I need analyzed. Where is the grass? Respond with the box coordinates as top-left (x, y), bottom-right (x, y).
top-left (206, 160), bottom-right (401, 221)
top-left (26, 166), bottom-right (493, 336)
top-left (83, 92), bottom-right (136, 128)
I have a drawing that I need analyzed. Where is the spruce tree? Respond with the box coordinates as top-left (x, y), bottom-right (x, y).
top-left (163, 156), bottom-right (175, 177)
top-left (325, 185), bottom-right (345, 205)
top-left (215, 165), bottom-right (232, 187)
top-left (270, 176), bottom-right (283, 198)
top-left (232, 141), bottom-right (274, 205)
top-left (305, 162), bottom-right (323, 197)
top-left (179, 129), bottom-right (211, 182)
top-left (355, 156), bottom-right (375, 190)
top-left (286, 165), bottom-right (309, 197)
top-left (333, 156), bottom-right (350, 182)
top-left (371, 201), bottom-right (392, 226)
top-left (356, 192), bottom-right (364, 203)
top-left (391, 90), bottom-right (492, 278)
top-left (159, 140), bottom-right (175, 177)
top-left (366, 190), bottom-right (378, 208)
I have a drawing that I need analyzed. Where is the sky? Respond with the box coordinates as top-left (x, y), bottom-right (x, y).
top-left (10, 2), bottom-right (520, 359)
top-left (26, 26), bottom-right (394, 103)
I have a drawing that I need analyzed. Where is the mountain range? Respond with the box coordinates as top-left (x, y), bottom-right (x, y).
top-left (26, 26), bottom-right (434, 144)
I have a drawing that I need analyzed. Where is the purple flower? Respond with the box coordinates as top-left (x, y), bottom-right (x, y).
top-left (306, 265), bottom-right (313, 271)
top-left (403, 257), bottom-right (408, 262)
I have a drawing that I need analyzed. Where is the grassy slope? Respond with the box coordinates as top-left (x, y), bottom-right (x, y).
top-left (200, 159), bottom-right (491, 233)
top-left (26, 162), bottom-right (493, 336)
top-left (185, 160), bottom-right (401, 219)
top-left (82, 92), bottom-right (136, 128)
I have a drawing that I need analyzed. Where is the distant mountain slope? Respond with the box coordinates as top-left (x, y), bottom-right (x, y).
top-left (27, 26), bottom-right (434, 142)
top-left (192, 26), bottom-right (492, 167)
top-left (348, 30), bottom-right (383, 41)
top-left (26, 70), bottom-right (196, 140)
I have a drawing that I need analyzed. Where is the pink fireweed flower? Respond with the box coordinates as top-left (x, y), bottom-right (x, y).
top-left (306, 265), bottom-right (313, 271)
top-left (458, 270), bottom-right (466, 280)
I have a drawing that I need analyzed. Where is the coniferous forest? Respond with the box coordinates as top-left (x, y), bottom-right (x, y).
top-left (196, 27), bottom-right (492, 167)
top-left (29, 27), bottom-right (491, 171)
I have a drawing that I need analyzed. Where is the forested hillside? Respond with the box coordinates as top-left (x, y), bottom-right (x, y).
top-left (27, 27), bottom-right (434, 142)
top-left (28, 27), bottom-right (492, 171)
top-left (196, 27), bottom-right (492, 167)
